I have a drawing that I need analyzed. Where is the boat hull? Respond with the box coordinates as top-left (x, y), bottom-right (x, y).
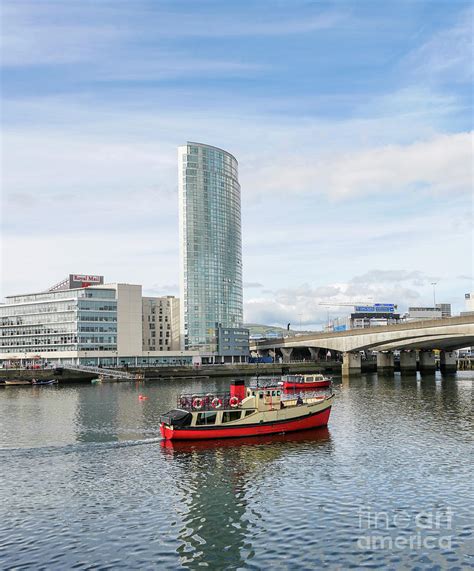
top-left (283, 381), bottom-right (331, 389)
top-left (160, 404), bottom-right (332, 440)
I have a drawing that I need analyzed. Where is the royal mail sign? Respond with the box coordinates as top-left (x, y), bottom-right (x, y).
top-left (69, 274), bottom-right (104, 288)
top-left (71, 274), bottom-right (102, 283)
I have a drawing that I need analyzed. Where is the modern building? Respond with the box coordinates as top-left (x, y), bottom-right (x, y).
top-left (323, 304), bottom-right (400, 332)
top-left (461, 293), bottom-right (474, 315)
top-left (178, 142), bottom-right (248, 359)
top-left (0, 275), bottom-right (192, 367)
top-left (215, 325), bottom-right (250, 363)
top-left (407, 306), bottom-right (442, 321)
top-left (142, 296), bottom-right (180, 352)
top-left (435, 303), bottom-right (451, 318)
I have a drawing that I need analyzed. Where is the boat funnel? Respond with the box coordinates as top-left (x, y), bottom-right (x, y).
top-left (230, 379), bottom-right (246, 401)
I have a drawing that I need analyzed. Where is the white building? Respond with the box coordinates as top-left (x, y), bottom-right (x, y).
top-left (463, 293), bottom-right (474, 314)
top-left (0, 275), bottom-right (192, 367)
top-left (407, 307), bottom-right (442, 320)
top-left (142, 296), bottom-right (180, 352)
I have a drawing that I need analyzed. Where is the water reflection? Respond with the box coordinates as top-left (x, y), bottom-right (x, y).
top-left (161, 428), bottom-right (331, 568)
top-left (1, 373), bottom-right (472, 569)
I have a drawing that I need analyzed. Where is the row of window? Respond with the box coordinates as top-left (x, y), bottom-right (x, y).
top-left (1, 336), bottom-right (78, 347)
top-left (195, 409), bottom-right (254, 425)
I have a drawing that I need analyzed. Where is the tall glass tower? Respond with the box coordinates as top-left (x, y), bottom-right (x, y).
top-left (178, 142), bottom-right (243, 351)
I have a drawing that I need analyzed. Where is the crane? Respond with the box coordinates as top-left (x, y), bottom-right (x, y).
top-left (317, 301), bottom-right (374, 307)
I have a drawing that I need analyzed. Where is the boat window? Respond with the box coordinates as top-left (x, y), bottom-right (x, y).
top-left (271, 390), bottom-right (276, 396)
top-left (245, 410), bottom-right (255, 417)
top-left (277, 391), bottom-right (281, 396)
top-left (196, 411), bottom-right (218, 426)
top-left (222, 411), bottom-right (242, 423)
top-left (306, 376), bottom-right (313, 382)
top-left (266, 390), bottom-right (271, 396)
top-left (259, 392), bottom-right (263, 399)
top-left (252, 391), bottom-right (255, 396)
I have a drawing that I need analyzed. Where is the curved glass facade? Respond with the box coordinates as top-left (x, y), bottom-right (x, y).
top-left (179, 142), bottom-right (243, 351)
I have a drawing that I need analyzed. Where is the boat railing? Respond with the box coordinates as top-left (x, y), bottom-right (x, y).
top-left (177, 392), bottom-right (241, 411)
top-left (248, 377), bottom-right (281, 389)
top-left (281, 390), bottom-right (331, 402)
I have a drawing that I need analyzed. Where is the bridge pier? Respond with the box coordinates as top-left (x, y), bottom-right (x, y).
top-left (399, 350), bottom-right (417, 373)
top-left (342, 352), bottom-right (361, 376)
top-left (376, 351), bottom-right (394, 374)
top-left (280, 347), bottom-right (293, 363)
top-left (440, 350), bottom-right (457, 373)
top-left (419, 350), bottom-right (436, 372)
top-left (308, 347), bottom-right (320, 361)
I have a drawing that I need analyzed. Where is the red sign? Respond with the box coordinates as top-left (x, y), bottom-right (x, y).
top-left (72, 274), bottom-right (102, 283)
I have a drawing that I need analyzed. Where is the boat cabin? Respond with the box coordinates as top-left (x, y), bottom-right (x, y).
top-left (163, 379), bottom-right (285, 429)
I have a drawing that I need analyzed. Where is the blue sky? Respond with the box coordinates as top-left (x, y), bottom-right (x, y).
top-left (1, 0), bottom-right (472, 327)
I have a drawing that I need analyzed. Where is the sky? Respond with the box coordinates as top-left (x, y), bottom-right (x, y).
top-left (1, 0), bottom-right (473, 329)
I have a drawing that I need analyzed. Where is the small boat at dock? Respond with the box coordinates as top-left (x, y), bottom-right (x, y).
top-left (3, 379), bottom-right (58, 386)
top-left (280, 373), bottom-right (331, 390)
top-left (160, 379), bottom-right (334, 440)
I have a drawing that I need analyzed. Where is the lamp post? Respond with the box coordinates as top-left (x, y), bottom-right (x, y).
top-left (431, 282), bottom-right (437, 307)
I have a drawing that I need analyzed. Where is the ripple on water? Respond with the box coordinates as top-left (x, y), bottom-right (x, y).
top-left (0, 373), bottom-right (473, 569)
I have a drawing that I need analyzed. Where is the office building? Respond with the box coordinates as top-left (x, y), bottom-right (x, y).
top-left (407, 306), bottom-right (442, 320)
top-left (142, 296), bottom-right (180, 352)
top-left (435, 303), bottom-right (451, 318)
top-left (178, 142), bottom-right (247, 358)
top-left (462, 293), bottom-right (474, 315)
top-left (0, 274), bottom-right (191, 367)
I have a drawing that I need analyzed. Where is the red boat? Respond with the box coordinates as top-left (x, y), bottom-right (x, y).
top-left (281, 374), bottom-right (331, 390)
top-left (160, 379), bottom-right (334, 441)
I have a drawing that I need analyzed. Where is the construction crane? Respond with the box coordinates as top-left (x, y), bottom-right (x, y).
top-left (317, 301), bottom-right (374, 307)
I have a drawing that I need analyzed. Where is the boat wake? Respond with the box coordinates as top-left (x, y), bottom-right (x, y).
top-left (0, 436), bottom-right (163, 457)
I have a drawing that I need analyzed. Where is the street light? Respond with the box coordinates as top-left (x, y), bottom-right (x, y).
top-left (431, 282), bottom-right (437, 307)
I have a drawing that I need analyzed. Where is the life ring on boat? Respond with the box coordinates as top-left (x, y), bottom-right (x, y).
top-left (211, 397), bottom-right (222, 409)
top-left (229, 396), bottom-right (239, 408)
top-left (192, 397), bottom-right (203, 410)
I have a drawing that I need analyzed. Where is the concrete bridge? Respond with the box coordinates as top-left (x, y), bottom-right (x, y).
top-left (250, 315), bottom-right (474, 375)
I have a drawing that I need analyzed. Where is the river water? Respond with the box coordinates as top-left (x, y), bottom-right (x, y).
top-left (0, 372), bottom-right (472, 570)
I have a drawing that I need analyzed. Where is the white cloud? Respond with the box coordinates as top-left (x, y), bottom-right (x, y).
top-left (404, 8), bottom-right (474, 83)
top-left (243, 271), bottom-right (448, 329)
top-left (244, 131), bottom-right (473, 200)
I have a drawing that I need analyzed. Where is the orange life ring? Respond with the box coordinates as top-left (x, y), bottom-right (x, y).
top-left (211, 397), bottom-right (222, 409)
top-left (192, 397), bottom-right (203, 410)
top-left (229, 396), bottom-right (239, 408)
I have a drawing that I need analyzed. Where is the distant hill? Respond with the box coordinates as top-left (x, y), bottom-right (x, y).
top-left (245, 323), bottom-right (315, 337)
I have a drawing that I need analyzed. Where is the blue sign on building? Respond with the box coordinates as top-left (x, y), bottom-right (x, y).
top-left (355, 304), bottom-right (395, 313)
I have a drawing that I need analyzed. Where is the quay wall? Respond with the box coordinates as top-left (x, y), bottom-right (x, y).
top-left (0, 369), bottom-right (96, 382)
top-left (0, 361), bottom-right (343, 383)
